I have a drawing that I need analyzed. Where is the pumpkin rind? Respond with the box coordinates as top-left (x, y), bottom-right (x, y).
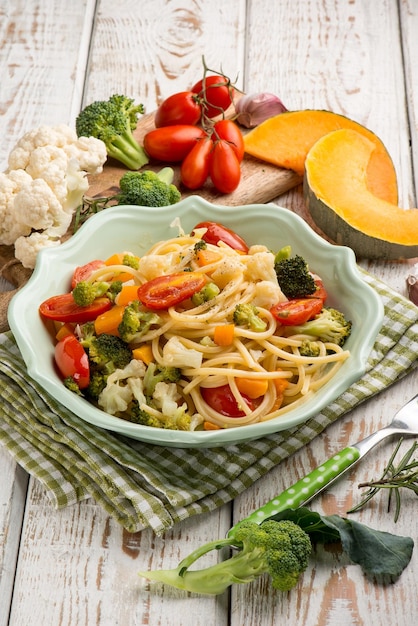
top-left (304, 128), bottom-right (418, 260)
top-left (243, 109), bottom-right (398, 204)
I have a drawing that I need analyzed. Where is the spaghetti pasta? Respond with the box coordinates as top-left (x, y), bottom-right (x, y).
top-left (72, 223), bottom-right (351, 431)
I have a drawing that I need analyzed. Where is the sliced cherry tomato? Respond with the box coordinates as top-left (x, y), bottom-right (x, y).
top-left (137, 272), bottom-right (207, 310)
top-left (201, 384), bottom-right (259, 418)
top-left (54, 334), bottom-right (90, 389)
top-left (71, 259), bottom-right (105, 289)
top-left (143, 125), bottom-right (207, 162)
top-left (209, 139), bottom-right (241, 193)
top-left (155, 91), bottom-right (202, 128)
top-left (310, 278), bottom-right (328, 302)
top-left (39, 293), bottom-right (112, 323)
top-left (193, 222), bottom-right (249, 253)
top-left (180, 136), bottom-right (213, 190)
top-left (191, 75), bottom-right (234, 118)
top-left (270, 298), bottom-right (324, 326)
top-left (212, 119), bottom-right (244, 162)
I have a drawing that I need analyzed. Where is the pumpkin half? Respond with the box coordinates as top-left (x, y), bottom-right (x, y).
top-left (243, 109), bottom-right (398, 204)
top-left (304, 128), bottom-right (418, 260)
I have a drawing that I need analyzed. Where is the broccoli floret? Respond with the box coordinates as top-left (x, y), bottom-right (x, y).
top-left (129, 401), bottom-right (163, 428)
top-left (118, 300), bottom-right (161, 343)
top-left (107, 280), bottom-right (123, 302)
top-left (81, 332), bottom-right (132, 373)
top-left (85, 370), bottom-right (108, 400)
top-left (290, 307), bottom-right (352, 347)
top-left (191, 282), bottom-right (220, 306)
top-left (275, 253), bottom-right (316, 299)
top-left (233, 303), bottom-right (267, 332)
top-left (299, 339), bottom-right (321, 357)
top-left (63, 376), bottom-right (83, 395)
top-left (75, 94), bottom-right (149, 170)
top-left (194, 239), bottom-right (207, 253)
top-left (72, 280), bottom-right (110, 307)
top-left (122, 253), bottom-right (139, 270)
top-left (143, 361), bottom-right (181, 397)
top-left (138, 519), bottom-right (311, 595)
top-left (118, 167), bottom-right (181, 207)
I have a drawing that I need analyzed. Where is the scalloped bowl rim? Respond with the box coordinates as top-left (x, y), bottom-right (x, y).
top-left (8, 197), bottom-right (384, 448)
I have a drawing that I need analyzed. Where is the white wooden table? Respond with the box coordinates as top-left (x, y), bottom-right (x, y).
top-left (1, 1), bottom-right (417, 624)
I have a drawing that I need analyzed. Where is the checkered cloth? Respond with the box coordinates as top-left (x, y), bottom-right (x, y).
top-left (0, 271), bottom-right (417, 535)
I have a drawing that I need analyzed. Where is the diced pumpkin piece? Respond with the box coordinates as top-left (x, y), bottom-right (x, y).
top-left (304, 128), bottom-right (418, 259)
top-left (243, 109), bottom-right (398, 204)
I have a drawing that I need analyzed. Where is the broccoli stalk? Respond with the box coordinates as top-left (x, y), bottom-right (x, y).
top-left (233, 303), bottom-right (267, 332)
top-left (289, 307), bottom-right (352, 347)
top-left (138, 519), bottom-right (311, 595)
top-left (75, 94), bottom-right (149, 170)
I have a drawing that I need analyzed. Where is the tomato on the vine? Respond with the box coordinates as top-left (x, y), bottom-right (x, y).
top-left (143, 125), bottom-right (207, 162)
top-left (212, 119), bottom-right (244, 162)
top-left (191, 75), bottom-right (234, 118)
top-left (209, 139), bottom-right (241, 193)
top-left (193, 222), bottom-right (249, 253)
top-left (137, 272), bottom-right (207, 310)
top-left (54, 334), bottom-right (90, 389)
top-left (155, 91), bottom-right (202, 128)
top-left (201, 384), bottom-right (260, 418)
top-left (180, 136), bottom-right (213, 190)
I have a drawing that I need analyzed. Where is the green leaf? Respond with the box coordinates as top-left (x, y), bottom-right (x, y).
top-left (269, 507), bottom-right (414, 580)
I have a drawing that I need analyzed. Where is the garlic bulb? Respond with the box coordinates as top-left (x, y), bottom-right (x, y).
top-left (235, 93), bottom-right (287, 128)
top-left (406, 263), bottom-right (418, 306)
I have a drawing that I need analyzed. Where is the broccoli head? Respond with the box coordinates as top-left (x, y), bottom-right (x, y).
top-left (233, 303), bottom-right (267, 332)
top-left (143, 361), bottom-right (181, 397)
top-left (129, 402), bottom-right (163, 428)
top-left (118, 299), bottom-right (161, 343)
top-left (72, 280), bottom-right (112, 307)
top-left (299, 339), bottom-right (321, 357)
top-left (75, 94), bottom-right (149, 170)
top-left (81, 332), bottom-right (132, 373)
top-left (138, 519), bottom-right (311, 595)
top-left (275, 253), bottom-right (316, 299)
top-left (118, 167), bottom-right (181, 207)
top-left (191, 282), bottom-right (220, 306)
top-left (289, 307), bottom-right (352, 347)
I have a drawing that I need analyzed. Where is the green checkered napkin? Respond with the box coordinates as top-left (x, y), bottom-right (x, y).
top-left (0, 271), bottom-right (417, 535)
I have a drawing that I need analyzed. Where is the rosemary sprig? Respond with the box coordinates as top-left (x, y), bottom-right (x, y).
top-left (348, 438), bottom-right (418, 522)
top-left (73, 191), bottom-right (119, 233)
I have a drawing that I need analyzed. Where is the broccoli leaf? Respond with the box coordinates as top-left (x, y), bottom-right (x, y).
top-left (270, 507), bottom-right (414, 580)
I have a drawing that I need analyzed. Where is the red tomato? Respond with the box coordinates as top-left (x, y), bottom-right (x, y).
top-left (270, 298), bottom-right (324, 326)
top-left (192, 222), bottom-right (249, 253)
top-left (54, 334), bottom-right (90, 389)
top-left (143, 125), bottom-right (207, 162)
top-left (180, 136), bottom-right (213, 190)
top-left (212, 119), bottom-right (244, 162)
top-left (137, 272), bottom-right (207, 310)
top-left (191, 75), bottom-right (234, 118)
top-left (71, 260), bottom-right (105, 289)
top-left (201, 384), bottom-right (258, 418)
top-left (155, 91), bottom-right (202, 127)
top-left (39, 293), bottom-right (112, 323)
top-left (209, 140), bottom-right (241, 193)
top-left (310, 278), bottom-right (328, 302)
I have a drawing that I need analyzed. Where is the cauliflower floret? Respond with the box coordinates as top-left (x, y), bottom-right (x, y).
top-left (153, 381), bottom-right (182, 417)
top-left (0, 171), bottom-right (33, 244)
top-left (98, 359), bottom-right (146, 415)
top-left (14, 232), bottom-right (62, 269)
top-left (162, 336), bottom-right (203, 369)
top-left (7, 124), bottom-right (78, 170)
top-left (252, 280), bottom-right (287, 309)
top-left (244, 250), bottom-right (278, 284)
top-left (210, 256), bottom-right (246, 289)
top-left (138, 252), bottom-right (179, 281)
top-left (13, 178), bottom-right (71, 235)
top-left (63, 136), bottom-right (107, 176)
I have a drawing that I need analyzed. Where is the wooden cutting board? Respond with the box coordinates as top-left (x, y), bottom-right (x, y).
top-left (0, 110), bottom-right (302, 332)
